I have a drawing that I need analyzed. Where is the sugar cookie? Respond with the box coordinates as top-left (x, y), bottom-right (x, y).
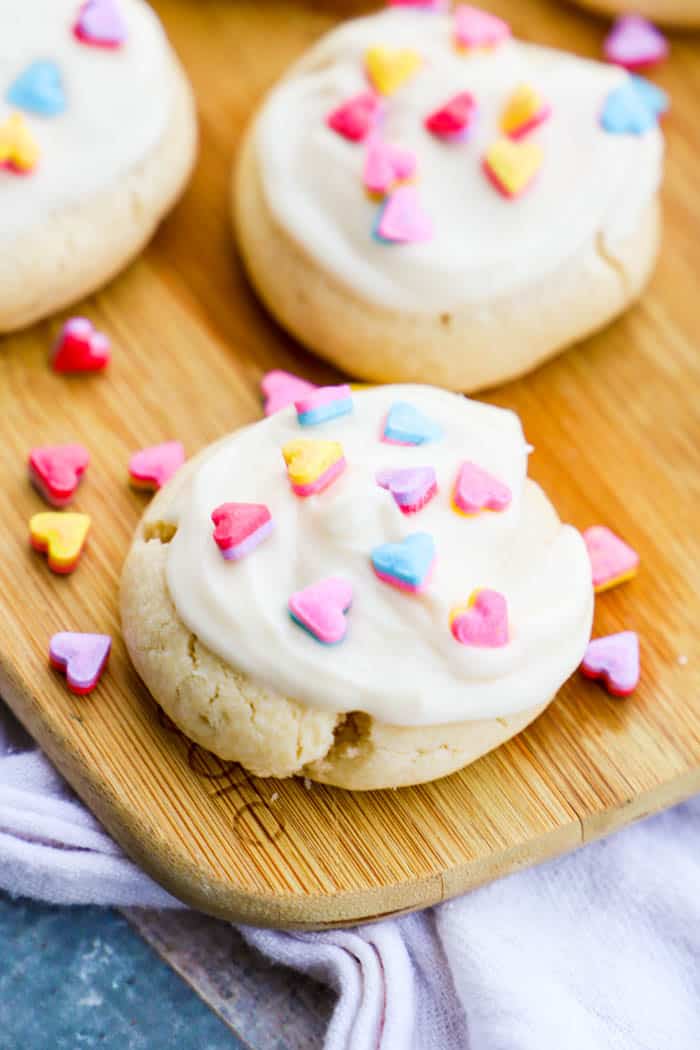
top-left (121, 384), bottom-right (594, 790)
top-left (568, 1), bottom-right (698, 29)
top-left (0, 0), bottom-right (197, 331)
top-left (234, 6), bottom-right (663, 392)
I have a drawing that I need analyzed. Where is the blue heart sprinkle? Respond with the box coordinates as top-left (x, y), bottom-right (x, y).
top-left (629, 75), bottom-right (669, 119)
top-left (7, 60), bottom-right (66, 118)
top-left (289, 611), bottom-right (346, 645)
top-left (600, 75), bottom-right (668, 136)
top-left (371, 532), bottom-right (436, 589)
top-left (384, 401), bottom-right (443, 445)
top-left (372, 198), bottom-right (392, 245)
top-left (297, 398), bottom-right (353, 427)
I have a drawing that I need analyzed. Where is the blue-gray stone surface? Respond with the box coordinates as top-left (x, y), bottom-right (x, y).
top-left (0, 892), bottom-right (243, 1050)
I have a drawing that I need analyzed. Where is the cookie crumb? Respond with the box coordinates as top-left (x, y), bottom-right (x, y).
top-left (678, 654), bottom-right (688, 666)
top-left (303, 777), bottom-right (312, 791)
top-left (269, 791), bottom-right (279, 802)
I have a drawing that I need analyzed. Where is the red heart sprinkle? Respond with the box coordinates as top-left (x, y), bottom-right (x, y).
top-left (52, 317), bottom-right (110, 373)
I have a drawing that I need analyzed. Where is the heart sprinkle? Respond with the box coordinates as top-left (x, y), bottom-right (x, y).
top-left (295, 385), bottom-right (353, 426)
top-left (52, 318), bottom-right (111, 373)
top-left (388, 0), bottom-right (447, 9)
top-left (365, 46), bottom-right (422, 97)
top-left (128, 441), bottom-right (185, 491)
top-left (375, 186), bottom-right (433, 244)
top-left (376, 466), bottom-right (438, 515)
top-left (282, 439), bottom-right (346, 497)
top-left (483, 138), bottom-right (543, 199)
top-left (604, 15), bottom-right (668, 71)
top-left (289, 578), bottom-right (353, 644)
top-left (500, 83), bottom-right (551, 140)
top-left (0, 113), bottom-right (39, 174)
top-left (363, 139), bottom-right (417, 198)
top-left (601, 75), bottom-right (668, 135)
top-left (49, 632), bottom-right (111, 695)
top-left (29, 444), bottom-right (90, 508)
top-left (326, 92), bottom-right (384, 143)
top-left (30, 512), bottom-right (91, 574)
top-left (450, 589), bottom-right (509, 648)
top-left (425, 92), bottom-right (478, 142)
top-left (211, 503), bottom-right (273, 561)
top-left (581, 631), bottom-right (640, 697)
top-left (6, 61), bottom-right (66, 118)
top-left (261, 370), bottom-right (316, 416)
top-left (583, 525), bottom-right (639, 592)
top-left (453, 461), bottom-right (512, 516)
top-left (454, 5), bottom-right (510, 52)
top-left (627, 75), bottom-right (669, 119)
top-left (371, 532), bottom-right (436, 593)
top-left (382, 401), bottom-right (443, 445)
top-left (74, 0), bottom-right (127, 48)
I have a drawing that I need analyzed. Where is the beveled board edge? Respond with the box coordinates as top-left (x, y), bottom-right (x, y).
top-left (3, 654), bottom-right (698, 929)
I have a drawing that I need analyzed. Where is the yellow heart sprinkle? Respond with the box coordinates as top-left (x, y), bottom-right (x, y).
top-left (449, 588), bottom-right (482, 626)
top-left (484, 137), bottom-right (543, 198)
top-left (500, 83), bottom-right (547, 137)
top-left (282, 439), bottom-right (344, 486)
top-left (30, 512), bottom-right (91, 573)
top-left (0, 113), bottom-right (39, 173)
top-left (365, 47), bottom-right (422, 96)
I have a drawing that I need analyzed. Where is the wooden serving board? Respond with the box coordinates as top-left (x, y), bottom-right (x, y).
top-left (0, 0), bottom-right (698, 929)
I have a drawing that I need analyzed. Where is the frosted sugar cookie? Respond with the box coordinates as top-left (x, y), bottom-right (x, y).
top-left (121, 384), bottom-right (594, 790)
top-left (0, 0), bottom-right (197, 331)
top-left (233, 5), bottom-right (663, 392)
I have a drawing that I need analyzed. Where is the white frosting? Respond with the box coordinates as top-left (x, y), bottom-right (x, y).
top-left (253, 9), bottom-right (664, 312)
top-left (0, 0), bottom-right (172, 239)
top-left (164, 385), bottom-right (594, 727)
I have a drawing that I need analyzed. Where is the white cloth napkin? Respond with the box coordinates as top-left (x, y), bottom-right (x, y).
top-left (2, 702), bottom-right (699, 1050)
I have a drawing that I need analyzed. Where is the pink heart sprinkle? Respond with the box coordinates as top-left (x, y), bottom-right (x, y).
top-left (425, 92), bottom-right (478, 141)
top-left (326, 92), bottom-right (383, 143)
top-left (453, 461), bottom-right (511, 515)
top-left (581, 631), bottom-right (640, 697)
top-left (451, 590), bottom-right (509, 648)
top-left (74, 0), bottom-right (127, 48)
top-left (389, 0), bottom-right (448, 10)
top-left (49, 631), bottom-right (112, 695)
top-left (377, 186), bottom-right (433, 244)
top-left (604, 15), bottom-right (668, 70)
top-left (583, 525), bottom-right (639, 591)
top-left (29, 443), bottom-right (90, 507)
top-left (128, 441), bottom-right (185, 490)
top-left (261, 370), bottom-right (317, 416)
top-left (289, 577), bottom-right (353, 645)
top-left (454, 5), bottom-right (511, 50)
top-left (211, 503), bottom-right (273, 561)
top-left (364, 139), bottom-right (417, 196)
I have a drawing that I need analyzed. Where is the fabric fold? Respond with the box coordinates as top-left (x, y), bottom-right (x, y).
top-left (1, 701), bottom-right (698, 1050)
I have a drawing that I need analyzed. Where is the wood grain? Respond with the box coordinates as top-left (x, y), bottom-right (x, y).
top-left (0, 0), bottom-right (698, 928)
